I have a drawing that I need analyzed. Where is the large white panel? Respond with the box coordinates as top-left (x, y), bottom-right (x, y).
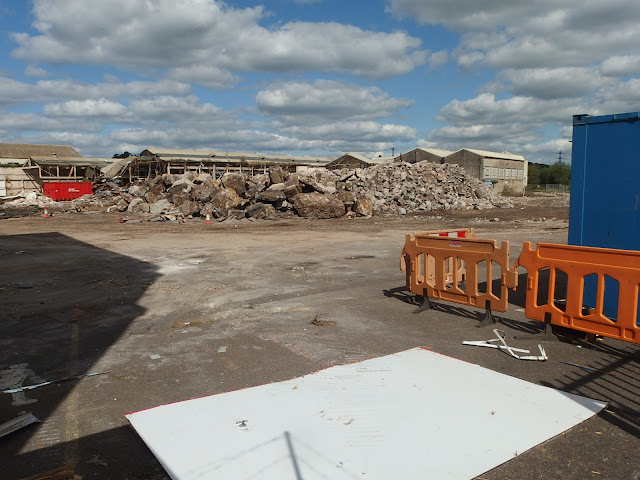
top-left (127, 348), bottom-right (605, 480)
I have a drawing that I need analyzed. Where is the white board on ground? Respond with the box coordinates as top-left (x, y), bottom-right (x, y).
top-left (126, 347), bottom-right (605, 480)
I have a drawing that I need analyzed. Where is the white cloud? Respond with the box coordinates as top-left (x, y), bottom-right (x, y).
top-left (167, 65), bottom-right (237, 89)
top-left (24, 65), bottom-right (49, 77)
top-left (428, 50), bottom-right (448, 70)
top-left (390, 1), bottom-right (640, 74)
top-left (44, 98), bottom-right (127, 117)
top-left (0, 77), bottom-right (190, 106)
top-left (499, 68), bottom-right (612, 99)
top-left (0, 112), bottom-right (101, 132)
top-left (129, 95), bottom-right (221, 118)
top-left (601, 55), bottom-right (640, 77)
top-left (279, 121), bottom-right (417, 142)
top-left (256, 80), bottom-right (413, 121)
top-left (437, 93), bottom-right (582, 126)
top-left (593, 79), bottom-right (640, 114)
top-left (13, 0), bottom-right (427, 80)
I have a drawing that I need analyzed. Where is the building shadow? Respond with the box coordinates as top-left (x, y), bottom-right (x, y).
top-left (0, 232), bottom-right (160, 479)
top-left (540, 340), bottom-right (640, 439)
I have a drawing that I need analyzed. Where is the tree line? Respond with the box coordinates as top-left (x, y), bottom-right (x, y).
top-left (528, 162), bottom-right (571, 185)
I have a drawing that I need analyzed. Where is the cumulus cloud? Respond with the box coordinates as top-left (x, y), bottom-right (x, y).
top-left (390, 0), bottom-right (640, 73)
top-left (167, 65), bottom-right (237, 89)
top-left (24, 65), bottom-right (49, 78)
top-left (0, 76), bottom-right (190, 106)
top-left (256, 80), bottom-right (413, 121)
top-left (44, 98), bottom-right (127, 117)
top-left (498, 68), bottom-right (612, 99)
top-left (0, 112), bottom-right (101, 132)
top-left (13, 0), bottom-right (427, 80)
top-left (436, 93), bottom-right (582, 127)
top-left (428, 50), bottom-right (448, 69)
top-left (129, 95), bottom-right (220, 118)
top-left (279, 121), bottom-right (417, 142)
top-left (601, 55), bottom-right (640, 77)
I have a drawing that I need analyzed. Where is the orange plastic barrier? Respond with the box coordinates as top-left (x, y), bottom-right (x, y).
top-left (515, 242), bottom-right (640, 344)
top-left (401, 230), bottom-right (517, 313)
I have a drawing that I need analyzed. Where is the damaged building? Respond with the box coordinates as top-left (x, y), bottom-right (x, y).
top-left (0, 143), bottom-right (110, 198)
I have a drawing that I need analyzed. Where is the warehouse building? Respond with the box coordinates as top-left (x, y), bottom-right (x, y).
top-left (444, 148), bottom-right (527, 194)
top-left (131, 148), bottom-right (332, 179)
top-left (399, 147), bottom-right (452, 164)
top-left (324, 153), bottom-right (392, 170)
top-left (0, 143), bottom-right (90, 196)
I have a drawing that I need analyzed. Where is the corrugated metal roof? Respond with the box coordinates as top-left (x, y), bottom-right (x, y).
top-left (0, 158), bottom-right (28, 166)
top-left (0, 143), bottom-right (82, 159)
top-left (458, 148), bottom-right (525, 161)
top-left (144, 147), bottom-right (331, 165)
top-left (342, 152), bottom-right (372, 163)
top-left (30, 156), bottom-right (113, 167)
top-left (369, 156), bottom-right (395, 165)
top-left (416, 147), bottom-right (453, 157)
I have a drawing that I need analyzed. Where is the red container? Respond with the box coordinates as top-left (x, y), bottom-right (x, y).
top-left (43, 181), bottom-right (93, 201)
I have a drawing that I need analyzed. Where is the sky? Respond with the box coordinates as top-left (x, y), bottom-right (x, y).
top-left (1, 1), bottom-right (639, 163)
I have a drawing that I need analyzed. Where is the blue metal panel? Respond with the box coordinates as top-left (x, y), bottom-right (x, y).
top-left (568, 112), bottom-right (640, 318)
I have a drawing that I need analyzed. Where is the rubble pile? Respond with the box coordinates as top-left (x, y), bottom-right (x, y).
top-left (335, 162), bottom-right (502, 215)
top-left (1, 162), bottom-right (509, 219)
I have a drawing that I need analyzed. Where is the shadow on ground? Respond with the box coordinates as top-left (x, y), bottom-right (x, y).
top-left (0, 233), bottom-right (161, 479)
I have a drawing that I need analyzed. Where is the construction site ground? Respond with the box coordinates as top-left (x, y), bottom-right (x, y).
top-left (2, 193), bottom-right (639, 480)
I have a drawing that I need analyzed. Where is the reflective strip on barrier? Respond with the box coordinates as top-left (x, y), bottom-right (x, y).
top-left (401, 231), bottom-right (517, 312)
top-left (423, 228), bottom-right (475, 239)
top-left (515, 242), bottom-right (640, 344)
top-left (400, 229), bottom-right (475, 273)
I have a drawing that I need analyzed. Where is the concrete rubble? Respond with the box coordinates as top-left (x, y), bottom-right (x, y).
top-left (1, 162), bottom-right (511, 220)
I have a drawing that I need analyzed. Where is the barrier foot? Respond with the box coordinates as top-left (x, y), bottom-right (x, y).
top-left (476, 301), bottom-right (495, 327)
top-left (514, 322), bottom-right (559, 342)
top-left (413, 292), bottom-right (431, 314)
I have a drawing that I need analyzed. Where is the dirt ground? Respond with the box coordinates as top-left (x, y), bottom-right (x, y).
top-left (2, 193), bottom-right (639, 480)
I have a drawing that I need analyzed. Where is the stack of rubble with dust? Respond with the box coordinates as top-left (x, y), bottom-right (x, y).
top-left (1, 162), bottom-right (509, 219)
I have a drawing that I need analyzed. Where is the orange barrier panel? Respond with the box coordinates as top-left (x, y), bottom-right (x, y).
top-left (515, 242), bottom-right (640, 344)
top-left (400, 229), bottom-right (476, 287)
top-left (401, 230), bottom-right (517, 313)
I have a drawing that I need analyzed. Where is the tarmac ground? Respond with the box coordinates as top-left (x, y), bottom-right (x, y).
top-left (2, 199), bottom-right (639, 480)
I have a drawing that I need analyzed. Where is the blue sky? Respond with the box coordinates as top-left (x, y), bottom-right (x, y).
top-left (1, 1), bottom-right (640, 163)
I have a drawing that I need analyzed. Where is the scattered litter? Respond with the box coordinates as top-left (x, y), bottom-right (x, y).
top-left (310, 315), bottom-right (335, 327)
top-left (150, 354), bottom-right (161, 360)
top-left (86, 455), bottom-right (108, 467)
top-left (235, 420), bottom-right (248, 429)
top-left (217, 346), bottom-right (228, 353)
top-left (560, 361), bottom-right (609, 374)
top-left (15, 250), bottom-right (25, 255)
top-left (0, 412), bottom-right (40, 438)
top-left (463, 329), bottom-right (547, 361)
top-left (2, 371), bottom-right (110, 394)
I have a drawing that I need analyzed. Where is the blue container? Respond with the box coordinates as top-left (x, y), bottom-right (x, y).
top-left (568, 112), bottom-right (640, 318)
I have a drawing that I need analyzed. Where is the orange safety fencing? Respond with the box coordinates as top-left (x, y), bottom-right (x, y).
top-left (401, 230), bottom-right (517, 312)
top-left (515, 242), bottom-right (640, 344)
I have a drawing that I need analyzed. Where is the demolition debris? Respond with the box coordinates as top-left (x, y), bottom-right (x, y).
top-left (1, 162), bottom-right (510, 220)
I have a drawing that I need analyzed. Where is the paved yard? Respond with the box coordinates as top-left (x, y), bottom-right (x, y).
top-left (1, 207), bottom-right (638, 480)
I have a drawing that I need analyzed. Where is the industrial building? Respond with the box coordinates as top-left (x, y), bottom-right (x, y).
top-left (0, 143), bottom-right (109, 197)
top-left (443, 148), bottom-right (527, 194)
top-left (399, 147), bottom-right (452, 164)
top-left (324, 153), bottom-right (392, 170)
